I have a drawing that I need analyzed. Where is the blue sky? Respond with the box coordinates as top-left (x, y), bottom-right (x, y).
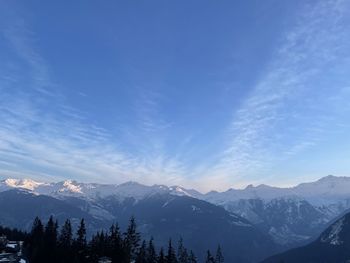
top-left (1, 0), bottom-right (350, 191)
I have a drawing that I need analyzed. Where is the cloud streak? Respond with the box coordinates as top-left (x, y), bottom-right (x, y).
top-left (0, 90), bottom-right (192, 186)
top-left (210, 0), bottom-right (350, 186)
top-left (0, 12), bottom-right (192, 188)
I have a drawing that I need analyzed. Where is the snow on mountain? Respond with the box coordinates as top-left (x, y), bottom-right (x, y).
top-left (203, 184), bottom-right (297, 205)
top-left (262, 212), bottom-right (350, 263)
top-left (320, 217), bottom-right (345, 245)
top-left (1, 178), bottom-right (50, 191)
top-left (201, 175), bottom-right (350, 205)
top-left (0, 178), bottom-right (200, 201)
top-left (201, 175), bottom-right (350, 225)
top-left (2, 175), bottom-right (350, 206)
top-left (60, 180), bottom-right (83, 194)
top-left (168, 186), bottom-right (202, 197)
top-left (198, 176), bottom-right (350, 247)
top-left (293, 175), bottom-right (350, 205)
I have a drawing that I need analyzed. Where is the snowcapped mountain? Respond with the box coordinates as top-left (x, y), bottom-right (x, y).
top-left (0, 178), bottom-right (50, 192)
top-left (293, 175), bottom-right (350, 205)
top-left (199, 175), bottom-right (350, 247)
top-left (202, 175), bottom-right (350, 205)
top-left (0, 178), bottom-right (200, 200)
top-left (203, 184), bottom-right (296, 204)
top-left (4, 175), bottom-right (349, 203)
top-left (261, 211), bottom-right (350, 263)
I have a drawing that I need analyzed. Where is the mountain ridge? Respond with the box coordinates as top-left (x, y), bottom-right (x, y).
top-left (2, 175), bottom-right (350, 204)
top-left (1, 174), bottom-right (349, 195)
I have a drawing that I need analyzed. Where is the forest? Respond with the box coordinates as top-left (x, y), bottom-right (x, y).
top-left (0, 216), bottom-right (224, 263)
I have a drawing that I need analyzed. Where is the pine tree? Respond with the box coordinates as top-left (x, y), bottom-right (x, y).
top-left (27, 217), bottom-right (45, 263)
top-left (59, 219), bottom-right (73, 247)
top-left (89, 231), bottom-right (107, 260)
top-left (215, 245), bottom-right (224, 263)
top-left (58, 219), bottom-right (73, 263)
top-left (177, 238), bottom-right (188, 263)
top-left (135, 240), bottom-right (147, 263)
top-left (44, 216), bottom-right (58, 262)
top-left (166, 239), bottom-right (178, 263)
top-left (205, 250), bottom-right (215, 263)
top-left (109, 223), bottom-right (123, 262)
top-left (146, 238), bottom-right (157, 263)
top-left (76, 219), bottom-right (87, 248)
top-left (188, 250), bottom-right (197, 263)
top-left (75, 218), bottom-right (87, 262)
top-left (157, 248), bottom-right (166, 263)
top-left (100, 230), bottom-right (107, 256)
top-left (124, 216), bottom-right (141, 261)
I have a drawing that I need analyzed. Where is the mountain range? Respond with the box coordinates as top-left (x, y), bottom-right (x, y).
top-left (0, 179), bottom-right (280, 263)
top-left (202, 175), bottom-right (350, 246)
top-left (1, 175), bottom-right (350, 262)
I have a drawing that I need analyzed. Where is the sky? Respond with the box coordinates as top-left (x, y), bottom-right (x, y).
top-left (0, 0), bottom-right (350, 192)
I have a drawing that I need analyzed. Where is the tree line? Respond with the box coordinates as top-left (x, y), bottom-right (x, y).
top-left (9, 216), bottom-right (224, 263)
top-left (0, 225), bottom-right (27, 241)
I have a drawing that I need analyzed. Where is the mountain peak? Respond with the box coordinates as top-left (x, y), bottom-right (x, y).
top-left (60, 180), bottom-right (83, 193)
top-left (118, 181), bottom-right (144, 187)
top-left (317, 175), bottom-right (338, 182)
top-left (317, 175), bottom-right (350, 183)
top-left (3, 178), bottom-right (47, 191)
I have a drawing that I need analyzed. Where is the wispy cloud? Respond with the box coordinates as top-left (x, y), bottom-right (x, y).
top-left (0, 9), bottom-right (191, 188)
top-left (136, 88), bottom-right (171, 133)
top-left (131, 87), bottom-right (194, 185)
top-left (208, 0), bottom-right (350, 187)
top-left (3, 18), bottom-right (57, 97)
top-left (0, 90), bottom-right (192, 186)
